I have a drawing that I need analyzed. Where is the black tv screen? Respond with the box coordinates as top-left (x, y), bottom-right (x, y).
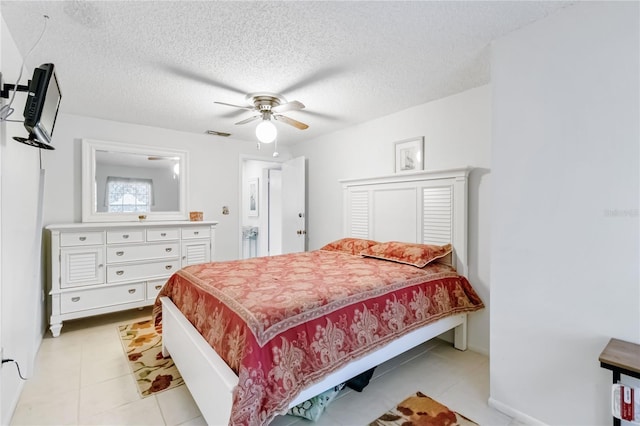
top-left (19, 63), bottom-right (61, 150)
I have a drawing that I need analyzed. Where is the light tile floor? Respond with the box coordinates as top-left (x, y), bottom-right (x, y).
top-left (11, 308), bottom-right (518, 426)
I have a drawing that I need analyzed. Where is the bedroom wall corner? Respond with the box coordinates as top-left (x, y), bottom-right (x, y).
top-left (490, 2), bottom-right (639, 424)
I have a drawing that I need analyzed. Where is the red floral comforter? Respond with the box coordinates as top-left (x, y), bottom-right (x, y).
top-left (152, 250), bottom-right (483, 426)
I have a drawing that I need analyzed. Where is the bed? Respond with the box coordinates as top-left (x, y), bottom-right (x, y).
top-left (154, 167), bottom-right (482, 425)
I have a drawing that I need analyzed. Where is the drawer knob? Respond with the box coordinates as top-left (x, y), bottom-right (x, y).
top-left (98, 264), bottom-right (104, 268)
top-left (128, 289), bottom-right (136, 294)
top-left (116, 270), bottom-right (124, 276)
top-left (122, 234), bottom-right (129, 239)
top-left (79, 236), bottom-right (86, 241)
top-left (194, 231), bottom-right (199, 235)
top-left (155, 285), bottom-right (162, 290)
top-left (71, 297), bottom-right (80, 302)
top-left (165, 265), bottom-right (173, 270)
top-left (116, 251), bottom-right (124, 256)
top-left (165, 248), bottom-right (172, 252)
top-left (161, 233), bottom-right (167, 237)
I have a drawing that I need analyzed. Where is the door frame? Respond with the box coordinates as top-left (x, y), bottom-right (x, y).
top-left (238, 155), bottom-right (284, 259)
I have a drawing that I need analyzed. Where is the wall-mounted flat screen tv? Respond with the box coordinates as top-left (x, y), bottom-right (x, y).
top-left (14, 63), bottom-right (61, 150)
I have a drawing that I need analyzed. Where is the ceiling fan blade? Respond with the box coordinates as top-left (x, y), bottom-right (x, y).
top-left (272, 100), bottom-right (305, 113)
top-left (215, 101), bottom-right (255, 110)
top-left (235, 115), bottom-right (261, 125)
top-left (274, 114), bottom-right (309, 130)
top-left (219, 109), bottom-right (249, 119)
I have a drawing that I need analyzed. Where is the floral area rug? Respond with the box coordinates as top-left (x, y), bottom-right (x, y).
top-left (369, 391), bottom-right (479, 426)
top-left (118, 317), bottom-right (184, 397)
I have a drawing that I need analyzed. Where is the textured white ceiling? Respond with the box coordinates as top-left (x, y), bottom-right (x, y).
top-left (1, 1), bottom-right (571, 145)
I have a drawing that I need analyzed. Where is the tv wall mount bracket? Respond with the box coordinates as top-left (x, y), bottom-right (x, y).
top-left (1, 81), bottom-right (55, 150)
top-left (1, 83), bottom-right (30, 99)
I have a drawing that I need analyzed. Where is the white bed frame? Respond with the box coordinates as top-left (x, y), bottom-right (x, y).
top-left (161, 167), bottom-right (471, 425)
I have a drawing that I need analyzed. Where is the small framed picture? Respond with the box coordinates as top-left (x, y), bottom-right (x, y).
top-left (248, 178), bottom-right (259, 217)
top-left (394, 137), bottom-right (424, 173)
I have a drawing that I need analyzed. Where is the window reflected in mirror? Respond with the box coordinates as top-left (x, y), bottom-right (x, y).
top-left (105, 177), bottom-right (152, 213)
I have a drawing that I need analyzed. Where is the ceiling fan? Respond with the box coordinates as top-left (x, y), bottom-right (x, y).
top-left (215, 92), bottom-right (309, 143)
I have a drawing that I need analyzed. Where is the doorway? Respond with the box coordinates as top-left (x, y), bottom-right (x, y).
top-left (240, 156), bottom-right (306, 259)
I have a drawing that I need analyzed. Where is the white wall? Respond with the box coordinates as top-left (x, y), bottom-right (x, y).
top-left (43, 113), bottom-right (291, 262)
top-left (490, 2), bottom-right (639, 425)
top-left (291, 85), bottom-right (492, 354)
top-left (0, 12), bottom-right (47, 424)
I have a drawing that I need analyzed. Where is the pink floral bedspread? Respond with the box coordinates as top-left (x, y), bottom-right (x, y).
top-left (152, 250), bottom-right (484, 426)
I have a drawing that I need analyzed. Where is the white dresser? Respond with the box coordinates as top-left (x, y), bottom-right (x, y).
top-left (46, 221), bottom-right (218, 337)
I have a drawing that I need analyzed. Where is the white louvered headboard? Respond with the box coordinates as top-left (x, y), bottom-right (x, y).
top-left (341, 167), bottom-right (470, 276)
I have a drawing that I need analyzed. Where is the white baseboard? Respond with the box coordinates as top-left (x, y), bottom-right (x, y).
top-left (488, 397), bottom-right (547, 425)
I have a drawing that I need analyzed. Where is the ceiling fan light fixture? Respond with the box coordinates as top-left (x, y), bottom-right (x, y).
top-left (256, 119), bottom-right (277, 144)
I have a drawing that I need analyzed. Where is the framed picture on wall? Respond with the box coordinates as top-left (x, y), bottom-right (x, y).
top-left (248, 178), bottom-right (259, 217)
top-left (394, 137), bottom-right (424, 173)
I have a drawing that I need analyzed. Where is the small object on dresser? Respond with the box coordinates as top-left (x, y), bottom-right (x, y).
top-left (189, 211), bottom-right (203, 221)
top-left (138, 215), bottom-right (147, 221)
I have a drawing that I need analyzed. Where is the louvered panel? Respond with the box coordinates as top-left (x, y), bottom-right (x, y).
top-left (67, 252), bottom-right (99, 281)
top-left (423, 186), bottom-right (452, 245)
top-left (184, 243), bottom-right (208, 266)
top-left (349, 191), bottom-right (369, 238)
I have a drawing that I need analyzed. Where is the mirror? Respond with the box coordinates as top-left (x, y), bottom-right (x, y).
top-left (82, 139), bottom-right (188, 222)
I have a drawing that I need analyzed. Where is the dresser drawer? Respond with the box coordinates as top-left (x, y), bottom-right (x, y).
top-left (106, 242), bottom-right (179, 263)
top-left (106, 230), bottom-right (145, 244)
top-left (146, 279), bottom-right (166, 301)
top-left (60, 283), bottom-right (145, 314)
top-left (181, 227), bottom-right (211, 240)
top-left (107, 260), bottom-right (180, 283)
top-left (146, 228), bottom-right (180, 241)
top-left (60, 231), bottom-right (104, 247)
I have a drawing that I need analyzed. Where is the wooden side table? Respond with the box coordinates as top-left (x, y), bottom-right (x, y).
top-left (599, 338), bottom-right (640, 426)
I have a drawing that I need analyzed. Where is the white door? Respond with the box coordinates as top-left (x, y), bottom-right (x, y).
top-left (281, 156), bottom-right (306, 254)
